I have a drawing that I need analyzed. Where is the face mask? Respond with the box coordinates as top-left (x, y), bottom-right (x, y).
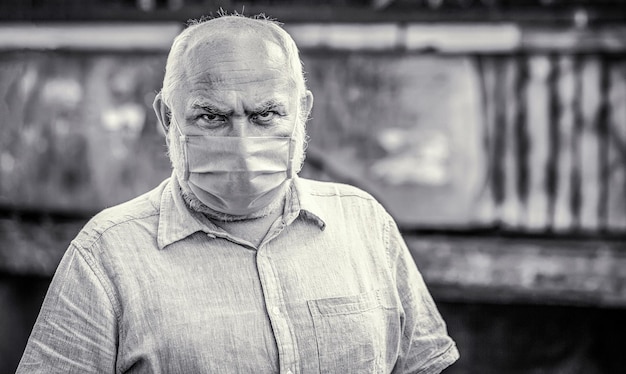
top-left (174, 119), bottom-right (295, 216)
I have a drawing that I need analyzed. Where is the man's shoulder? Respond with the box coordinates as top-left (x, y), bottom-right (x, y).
top-left (297, 178), bottom-right (389, 220)
top-left (298, 178), bottom-right (377, 202)
top-left (72, 180), bottom-right (168, 251)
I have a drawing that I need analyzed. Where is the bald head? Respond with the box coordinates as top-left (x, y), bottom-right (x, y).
top-left (161, 15), bottom-right (306, 107)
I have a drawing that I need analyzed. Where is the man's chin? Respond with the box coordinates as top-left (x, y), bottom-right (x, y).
top-left (178, 181), bottom-right (287, 222)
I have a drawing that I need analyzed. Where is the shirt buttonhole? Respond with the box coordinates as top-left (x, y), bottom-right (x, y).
top-left (206, 233), bottom-right (216, 239)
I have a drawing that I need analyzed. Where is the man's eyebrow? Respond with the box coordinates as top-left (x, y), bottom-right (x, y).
top-left (252, 100), bottom-right (285, 113)
top-left (189, 100), bottom-right (231, 115)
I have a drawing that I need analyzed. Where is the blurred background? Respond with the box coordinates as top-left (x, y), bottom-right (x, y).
top-left (2, 0), bottom-right (626, 373)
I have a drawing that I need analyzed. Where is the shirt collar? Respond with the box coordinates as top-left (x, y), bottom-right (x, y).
top-left (287, 177), bottom-right (327, 230)
top-left (157, 175), bottom-right (326, 250)
top-left (157, 176), bottom-right (222, 250)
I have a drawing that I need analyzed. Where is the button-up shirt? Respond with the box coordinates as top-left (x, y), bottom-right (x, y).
top-left (17, 176), bottom-right (458, 373)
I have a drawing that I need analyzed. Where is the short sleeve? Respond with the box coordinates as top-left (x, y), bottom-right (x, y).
top-left (386, 217), bottom-right (459, 374)
top-left (16, 244), bottom-right (118, 373)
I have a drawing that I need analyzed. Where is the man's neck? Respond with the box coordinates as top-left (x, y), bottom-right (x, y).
top-left (174, 176), bottom-right (293, 247)
top-left (212, 207), bottom-right (284, 248)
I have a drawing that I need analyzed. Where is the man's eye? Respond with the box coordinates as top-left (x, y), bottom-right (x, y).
top-left (201, 113), bottom-right (223, 122)
top-left (253, 111), bottom-right (276, 123)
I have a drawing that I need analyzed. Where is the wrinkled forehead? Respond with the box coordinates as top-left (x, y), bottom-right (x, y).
top-left (181, 26), bottom-right (292, 87)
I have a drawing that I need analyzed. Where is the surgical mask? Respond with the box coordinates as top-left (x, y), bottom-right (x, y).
top-left (174, 119), bottom-right (296, 216)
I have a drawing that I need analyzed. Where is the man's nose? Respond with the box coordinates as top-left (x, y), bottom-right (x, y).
top-left (229, 117), bottom-right (248, 137)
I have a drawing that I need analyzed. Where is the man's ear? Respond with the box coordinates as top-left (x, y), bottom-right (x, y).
top-left (301, 90), bottom-right (314, 120)
top-left (153, 92), bottom-right (171, 136)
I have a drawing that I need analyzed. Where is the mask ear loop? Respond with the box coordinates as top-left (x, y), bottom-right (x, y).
top-left (173, 118), bottom-right (190, 181)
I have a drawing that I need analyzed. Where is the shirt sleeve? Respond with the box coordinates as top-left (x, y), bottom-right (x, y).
top-left (16, 243), bottom-right (118, 373)
top-left (386, 217), bottom-right (459, 374)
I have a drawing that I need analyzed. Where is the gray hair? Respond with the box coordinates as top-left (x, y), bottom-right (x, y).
top-left (160, 14), bottom-right (307, 107)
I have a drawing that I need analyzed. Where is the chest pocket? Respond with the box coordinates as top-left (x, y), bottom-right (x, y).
top-left (307, 288), bottom-right (401, 374)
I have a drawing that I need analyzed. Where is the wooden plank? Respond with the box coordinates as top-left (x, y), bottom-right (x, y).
top-left (490, 56), bottom-right (508, 224)
top-left (404, 24), bottom-right (520, 53)
top-left (0, 22), bottom-right (518, 53)
top-left (3, 23), bottom-right (626, 54)
top-left (570, 57), bottom-right (584, 229)
top-left (545, 54), bottom-right (561, 229)
top-left (524, 55), bottom-right (552, 231)
top-left (578, 57), bottom-right (602, 231)
top-left (6, 213), bottom-right (626, 308)
top-left (597, 58), bottom-right (611, 229)
top-left (553, 55), bottom-right (577, 231)
top-left (470, 55), bottom-right (497, 226)
top-left (513, 54), bottom-right (531, 226)
top-left (406, 235), bottom-right (626, 308)
top-left (500, 56), bottom-right (523, 228)
top-left (0, 24), bottom-right (181, 51)
top-left (521, 26), bottom-right (626, 53)
top-left (607, 60), bottom-right (626, 231)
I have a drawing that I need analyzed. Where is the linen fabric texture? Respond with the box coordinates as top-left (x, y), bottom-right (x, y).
top-left (16, 176), bottom-right (459, 374)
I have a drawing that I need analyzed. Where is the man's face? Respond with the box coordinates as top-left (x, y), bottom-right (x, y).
top-left (159, 30), bottom-right (312, 219)
top-left (170, 33), bottom-right (303, 139)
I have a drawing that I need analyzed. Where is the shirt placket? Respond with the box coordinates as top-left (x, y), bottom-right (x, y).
top-left (257, 223), bottom-right (300, 374)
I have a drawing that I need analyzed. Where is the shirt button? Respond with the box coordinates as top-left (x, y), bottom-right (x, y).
top-left (272, 307), bottom-right (280, 316)
top-left (286, 370), bottom-right (293, 374)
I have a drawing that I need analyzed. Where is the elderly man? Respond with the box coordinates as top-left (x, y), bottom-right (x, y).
top-left (17, 15), bottom-right (458, 374)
